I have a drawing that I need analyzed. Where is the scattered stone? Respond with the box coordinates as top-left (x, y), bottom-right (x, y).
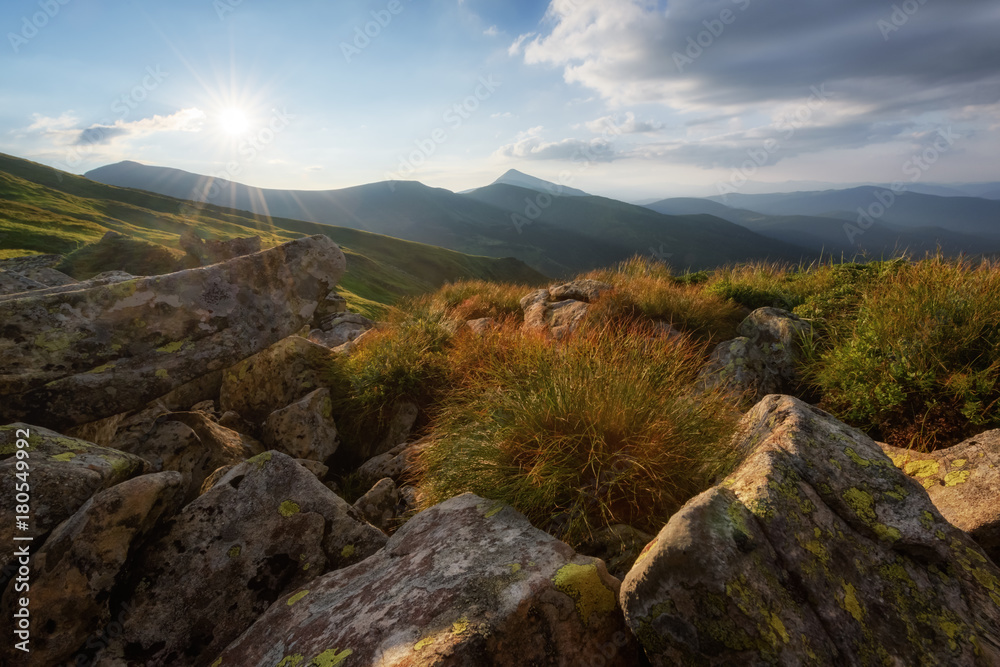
top-left (369, 400), bottom-right (419, 459)
top-left (621, 395), bottom-right (1000, 666)
top-left (0, 424), bottom-right (149, 574)
top-left (548, 278), bottom-right (614, 303)
top-left (353, 477), bottom-right (399, 530)
top-left (699, 307), bottom-right (811, 403)
top-left (357, 436), bottom-right (432, 485)
top-left (107, 451), bottom-right (386, 665)
top-left (0, 235), bottom-right (346, 429)
top-left (216, 493), bottom-right (639, 666)
top-left (261, 388), bottom-right (339, 462)
top-left (115, 412), bottom-right (262, 502)
top-left (219, 336), bottom-right (337, 424)
top-left (881, 430), bottom-right (1000, 563)
top-left (307, 312), bottom-right (375, 349)
top-left (465, 317), bottom-right (497, 336)
top-left (0, 472), bottom-right (185, 665)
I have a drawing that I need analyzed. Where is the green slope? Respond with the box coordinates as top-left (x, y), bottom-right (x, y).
top-left (0, 153), bottom-right (547, 317)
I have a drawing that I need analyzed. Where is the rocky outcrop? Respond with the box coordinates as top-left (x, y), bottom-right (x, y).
top-left (700, 307), bottom-right (811, 403)
top-left (104, 451), bottom-right (386, 666)
top-left (882, 431), bottom-right (1000, 564)
top-left (0, 424), bottom-right (148, 573)
top-left (215, 493), bottom-right (639, 666)
top-left (0, 235), bottom-right (346, 429)
top-left (621, 395), bottom-right (1000, 666)
top-left (0, 472), bottom-right (185, 665)
top-left (520, 279), bottom-right (613, 339)
top-left (261, 388), bottom-right (339, 462)
top-left (219, 336), bottom-right (337, 424)
top-left (0, 254), bottom-right (74, 295)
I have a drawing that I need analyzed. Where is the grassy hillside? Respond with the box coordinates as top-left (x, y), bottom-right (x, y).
top-left (0, 153), bottom-right (547, 316)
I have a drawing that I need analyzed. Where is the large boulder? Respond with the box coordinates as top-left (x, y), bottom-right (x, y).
top-left (105, 451), bottom-right (386, 665)
top-left (621, 395), bottom-right (1000, 666)
top-left (700, 308), bottom-right (811, 403)
top-left (881, 430), bottom-right (1000, 564)
top-left (219, 336), bottom-right (336, 424)
top-left (215, 493), bottom-right (639, 666)
top-left (180, 229), bottom-right (262, 266)
top-left (0, 472), bottom-right (185, 665)
top-left (0, 424), bottom-right (148, 575)
top-left (0, 235), bottom-right (345, 429)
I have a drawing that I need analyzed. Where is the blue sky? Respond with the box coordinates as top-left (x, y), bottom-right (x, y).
top-left (2, 0), bottom-right (999, 200)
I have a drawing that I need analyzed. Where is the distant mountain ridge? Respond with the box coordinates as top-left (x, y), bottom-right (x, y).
top-left (85, 161), bottom-right (808, 276)
top-left (649, 189), bottom-right (1000, 257)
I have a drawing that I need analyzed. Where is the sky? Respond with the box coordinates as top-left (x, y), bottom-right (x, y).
top-left (2, 0), bottom-right (999, 201)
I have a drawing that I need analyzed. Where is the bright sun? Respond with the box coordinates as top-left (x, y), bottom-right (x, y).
top-left (218, 108), bottom-right (250, 136)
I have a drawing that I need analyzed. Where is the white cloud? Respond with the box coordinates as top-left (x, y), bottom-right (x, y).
top-left (494, 126), bottom-right (618, 162)
top-left (508, 32), bottom-right (535, 57)
top-left (484, 25), bottom-right (499, 37)
top-left (585, 112), bottom-right (662, 135)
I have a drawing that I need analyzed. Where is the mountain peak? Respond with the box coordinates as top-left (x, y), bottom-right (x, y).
top-left (490, 169), bottom-right (590, 197)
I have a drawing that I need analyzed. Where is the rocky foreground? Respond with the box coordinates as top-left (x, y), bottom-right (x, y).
top-left (1, 236), bottom-right (999, 665)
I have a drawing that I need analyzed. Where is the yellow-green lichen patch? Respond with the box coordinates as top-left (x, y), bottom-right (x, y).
top-left (341, 544), bottom-right (355, 559)
top-left (309, 649), bottom-right (353, 667)
top-left (951, 459), bottom-right (967, 469)
top-left (944, 470), bottom-right (971, 487)
top-left (884, 484), bottom-right (909, 501)
top-left (156, 340), bottom-right (186, 353)
top-left (227, 545), bottom-right (241, 559)
top-left (211, 659), bottom-right (223, 667)
top-left (87, 362), bottom-right (117, 374)
top-left (903, 460), bottom-right (940, 479)
top-left (633, 538), bottom-right (658, 567)
top-left (841, 582), bottom-right (865, 622)
top-left (452, 617), bottom-right (470, 635)
top-left (287, 590), bottom-right (309, 606)
top-left (845, 448), bottom-right (871, 467)
top-left (277, 655), bottom-right (304, 667)
top-left (874, 523), bottom-right (902, 543)
top-left (552, 563), bottom-right (617, 626)
top-left (920, 511), bottom-right (935, 531)
top-left (248, 451), bottom-right (273, 469)
top-left (279, 501), bottom-right (301, 517)
top-left (51, 451), bottom-right (78, 462)
top-left (414, 637), bottom-right (435, 651)
top-left (507, 563), bottom-right (521, 574)
top-left (842, 487), bottom-right (876, 525)
top-left (155, 369), bottom-right (169, 379)
top-left (768, 613), bottom-right (790, 644)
